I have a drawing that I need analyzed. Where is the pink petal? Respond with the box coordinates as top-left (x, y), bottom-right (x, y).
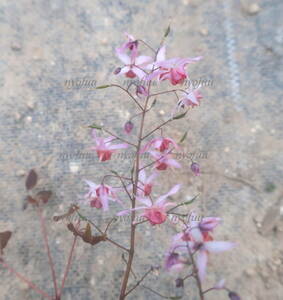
top-left (156, 45), bottom-right (166, 62)
top-left (116, 50), bottom-right (131, 65)
top-left (167, 159), bottom-right (181, 168)
top-left (131, 66), bottom-right (147, 80)
top-left (204, 241), bottom-right (235, 253)
top-left (196, 250), bottom-right (208, 282)
top-left (136, 196), bottom-right (152, 207)
top-left (108, 143), bottom-right (128, 150)
top-left (135, 55), bottom-right (153, 66)
top-left (156, 184), bottom-right (181, 205)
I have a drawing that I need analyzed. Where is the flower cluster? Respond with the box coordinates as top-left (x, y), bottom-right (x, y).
top-left (80, 30), bottom-right (239, 299)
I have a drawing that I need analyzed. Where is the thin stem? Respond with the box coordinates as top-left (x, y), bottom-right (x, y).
top-left (0, 259), bottom-right (52, 300)
top-left (103, 128), bottom-right (137, 148)
top-left (37, 206), bottom-right (59, 299)
top-left (142, 119), bottom-right (172, 140)
top-left (141, 285), bottom-right (171, 299)
top-left (109, 84), bottom-right (144, 111)
top-left (203, 287), bottom-right (215, 294)
top-left (149, 89), bottom-right (187, 98)
top-left (187, 243), bottom-right (204, 300)
top-left (124, 268), bottom-right (152, 297)
top-left (119, 79), bottom-right (152, 300)
top-left (58, 236), bottom-right (78, 298)
top-left (136, 39), bottom-right (156, 53)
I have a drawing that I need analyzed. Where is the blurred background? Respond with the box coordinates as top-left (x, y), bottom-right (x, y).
top-left (0, 0), bottom-right (282, 299)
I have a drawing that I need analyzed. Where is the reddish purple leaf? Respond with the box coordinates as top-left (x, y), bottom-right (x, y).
top-left (25, 169), bottom-right (38, 190)
top-left (0, 231), bottom-right (12, 255)
top-left (36, 190), bottom-right (52, 204)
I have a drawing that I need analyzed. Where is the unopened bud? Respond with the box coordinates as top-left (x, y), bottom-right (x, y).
top-left (191, 162), bottom-right (200, 176)
top-left (136, 85), bottom-right (149, 98)
top-left (114, 67), bottom-right (121, 75)
top-left (124, 121), bottom-right (134, 134)
top-left (175, 278), bottom-right (184, 288)
top-left (228, 291), bottom-right (241, 300)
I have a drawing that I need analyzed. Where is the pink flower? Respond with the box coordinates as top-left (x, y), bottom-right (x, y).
top-left (136, 85), bottom-right (149, 98)
top-left (178, 88), bottom-right (203, 108)
top-left (83, 180), bottom-right (120, 211)
top-left (191, 162), bottom-right (200, 176)
top-left (124, 121), bottom-right (134, 134)
top-left (91, 130), bottom-right (128, 162)
top-left (117, 184), bottom-right (181, 225)
top-left (147, 46), bottom-right (202, 85)
top-left (137, 169), bottom-right (158, 196)
top-left (164, 252), bottom-right (185, 272)
top-left (199, 217), bottom-right (221, 232)
top-left (141, 137), bottom-right (180, 153)
top-left (149, 150), bottom-right (181, 171)
top-left (173, 213), bottom-right (221, 243)
top-left (115, 36), bottom-right (152, 79)
top-left (126, 169), bottom-right (158, 197)
top-left (189, 228), bottom-right (235, 282)
top-left (116, 33), bottom-right (138, 60)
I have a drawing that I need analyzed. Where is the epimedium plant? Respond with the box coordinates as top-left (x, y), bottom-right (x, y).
top-left (0, 27), bottom-right (241, 300)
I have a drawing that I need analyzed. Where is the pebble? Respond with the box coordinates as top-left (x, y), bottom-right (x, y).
top-left (245, 268), bottom-right (255, 277)
top-left (11, 41), bottom-right (22, 51)
top-left (25, 116), bottom-right (32, 123)
top-left (69, 161), bottom-right (80, 173)
top-left (26, 100), bottom-right (35, 110)
top-left (16, 170), bottom-right (26, 177)
top-left (247, 3), bottom-right (261, 15)
top-left (199, 28), bottom-right (208, 36)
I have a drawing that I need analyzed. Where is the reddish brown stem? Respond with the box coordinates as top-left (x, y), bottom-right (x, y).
top-left (37, 206), bottom-right (59, 299)
top-left (0, 259), bottom-right (52, 300)
top-left (58, 236), bottom-right (78, 298)
top-left (119, 81), bottom-right (152, 300)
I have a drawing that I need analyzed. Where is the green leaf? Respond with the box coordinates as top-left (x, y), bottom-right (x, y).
top-left (179, 131), bottom-right (188, 143)
top-left (173, 110), bottom-right (188, 120)
top-left (164, 25), bottom-right (171, 38)
top-left (182, 194), bottom-right (199, 205)
top-left (150, 98), bottom-right (157, 109)
top-left (84, 223), bottom-right (92, 241)
top-left (169, 297), bottom-right (182, 300)
top-left (88, 123), bottom-right (102, 130)
top-left (110, 170), bottom-right (119, 176)
top-left (96, 85), bottom-right (111, 89)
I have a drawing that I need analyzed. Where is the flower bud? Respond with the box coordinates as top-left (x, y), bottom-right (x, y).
top-left (228, 291), bottom-right (241, 300)
top-left (191, 162), bottom-right (200, 176)
top-left (124, 121), bottom-right (134, 134)
top-left (175, 278), bottom-right (184, 288)
top-left (113, 67), bottom-right (121, 75)
top-left (136, 85), bottom-right (149, 98)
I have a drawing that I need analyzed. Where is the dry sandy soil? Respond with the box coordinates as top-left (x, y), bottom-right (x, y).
top-left (0, 0), bottom-right (282, 299)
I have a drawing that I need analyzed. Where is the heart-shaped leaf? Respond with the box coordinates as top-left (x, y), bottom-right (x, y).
top-left (37, 191), bottom-right (52, 204)
top-left (25, 169), bottom-right (38, 190)
top-left (0, 231), bottom-right (12, 255)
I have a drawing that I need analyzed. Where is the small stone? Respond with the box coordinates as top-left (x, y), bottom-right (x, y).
top-left (16, 170), bottom-right (26, 177)
top-left (69, 161), bottom-right (80, 173)
top-left (11, 41), bottom-right (22, 51)
top-left (245, 268), bottom-right (255, 277)
top-left (26, 100), bottom-right (35, 110)
top-left (14, 112), bottom-right (22, 121)
top-left (199, 28), bottom-right (208, 36)
top-left (25, 116), bottom-right (32, 123)
top-left (247, 3), bottom-right (261, 15)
